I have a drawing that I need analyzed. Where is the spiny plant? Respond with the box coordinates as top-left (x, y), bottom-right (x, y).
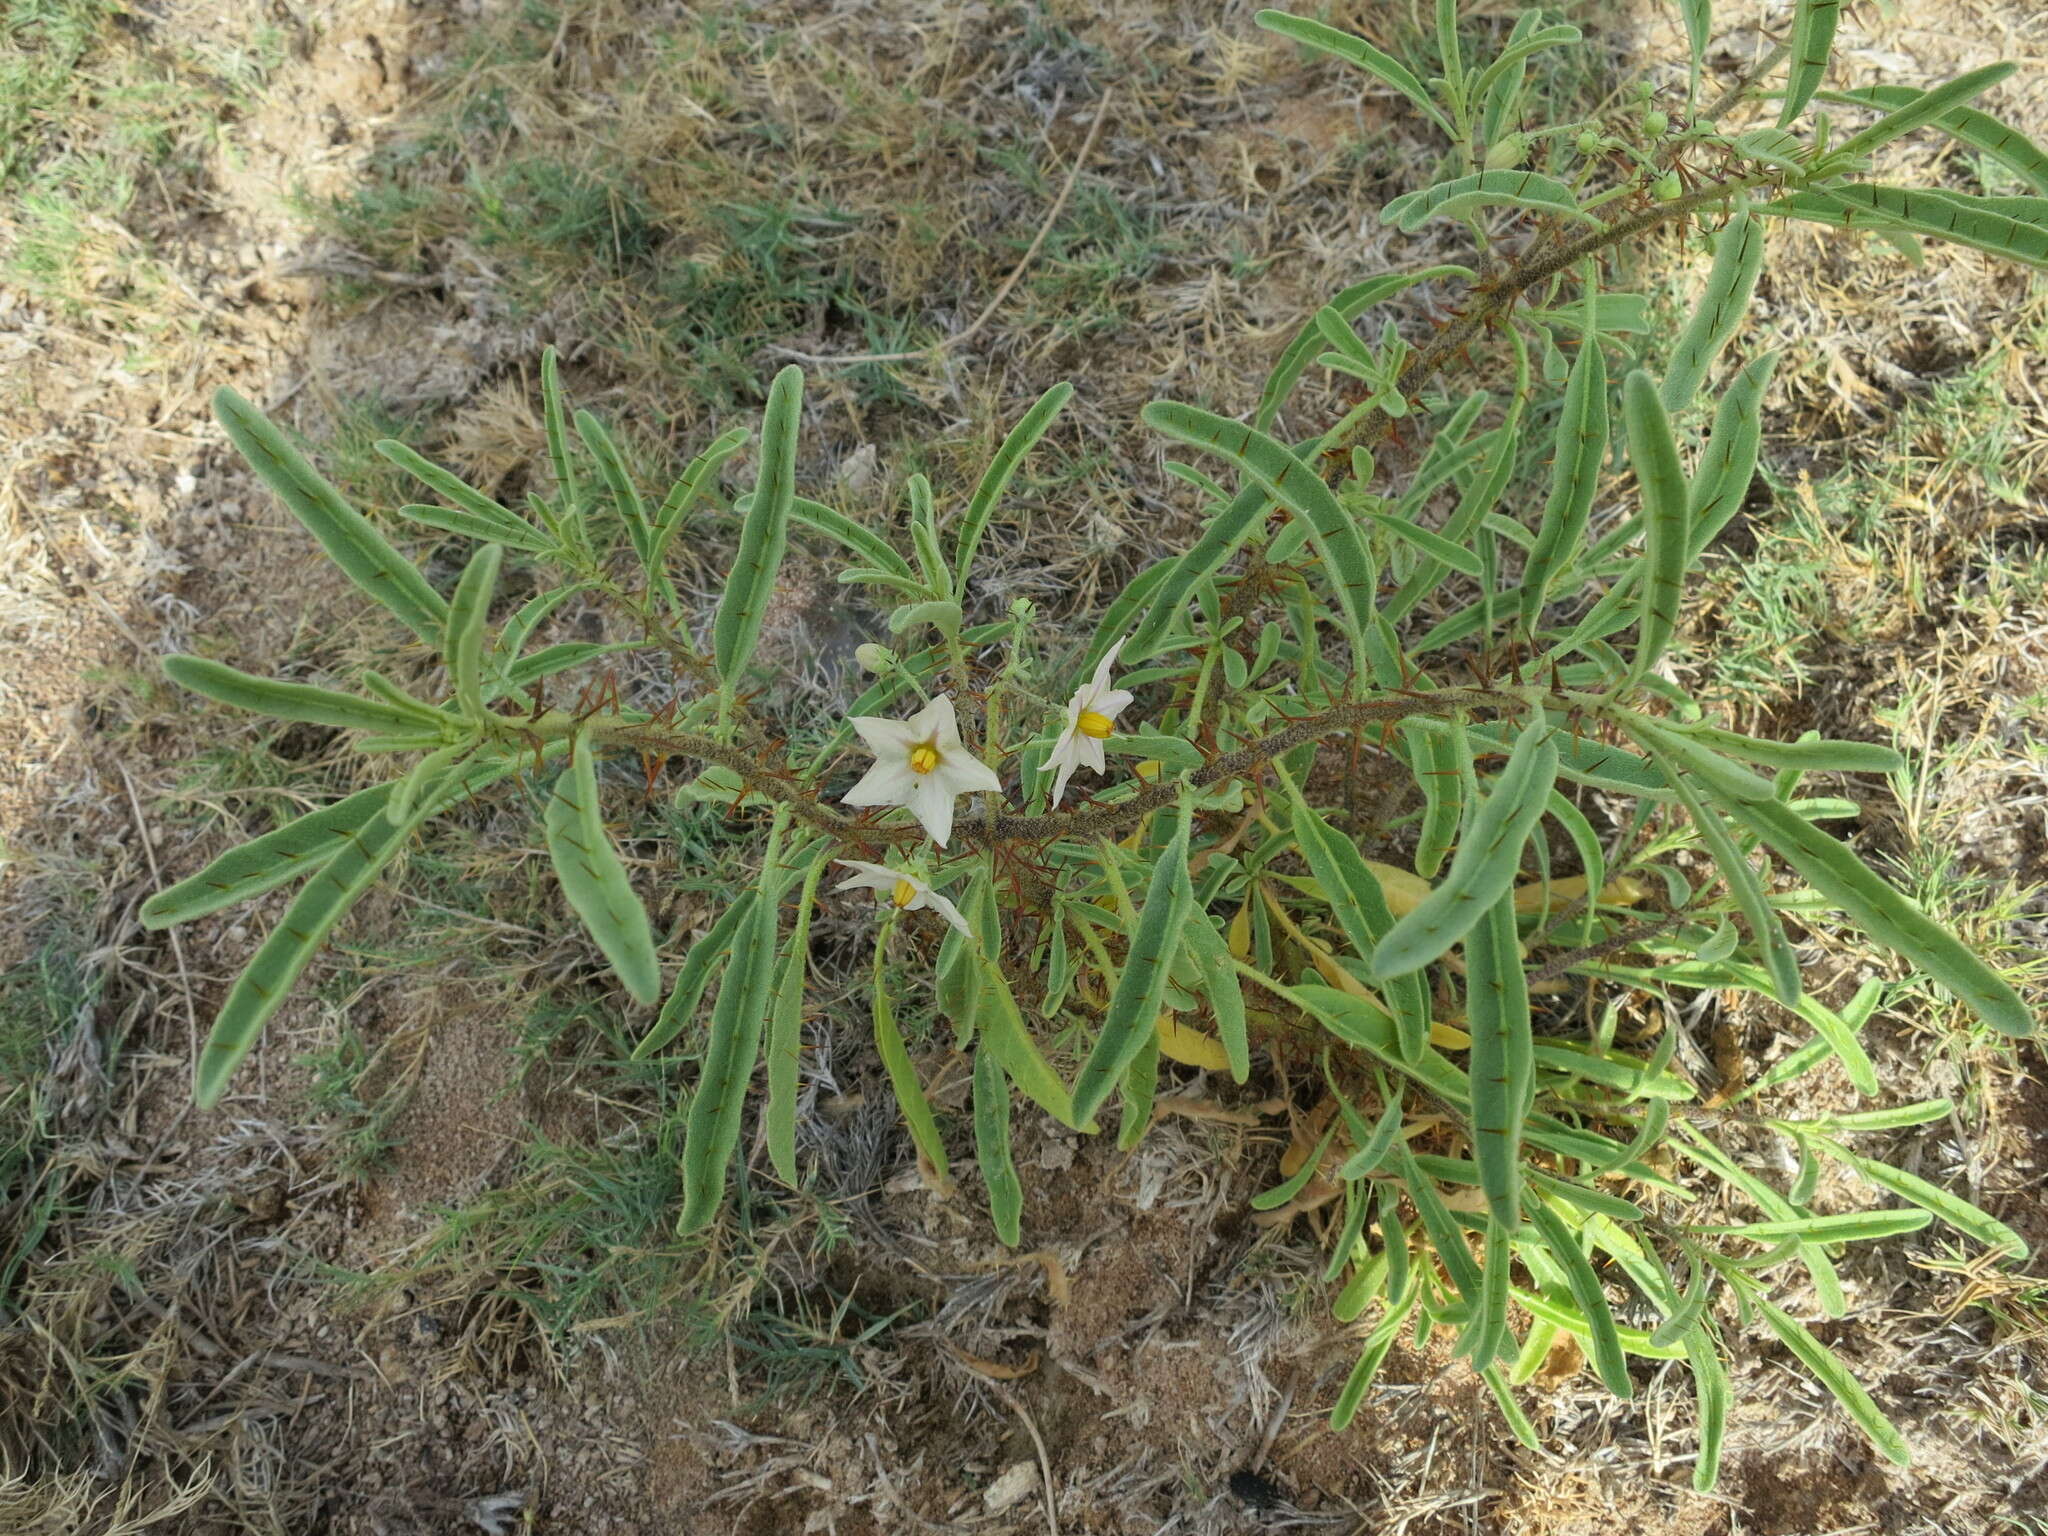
top-left (143, 0), bottom-right (2043, 1483)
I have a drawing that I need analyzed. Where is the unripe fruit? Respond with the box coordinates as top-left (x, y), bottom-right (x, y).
top-left (1575, 129), bottom-right (1601, 156)
top-left (1643, 109), bottom-right (1669, 137)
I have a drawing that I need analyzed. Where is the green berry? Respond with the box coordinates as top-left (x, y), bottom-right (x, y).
top-left (1643, 109), bottom-right (1669, 137)
top-left (1576, 129), bottom-right (1601, 156)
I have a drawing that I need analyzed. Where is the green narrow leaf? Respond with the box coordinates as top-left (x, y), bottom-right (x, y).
top-left (678, 892), bottom-right (780, 1234)
top-left (444, 543), bottom-right (502, 725)
top-left (953, 382), bottom-right (1073, 587)
top-left (713, 364), bottom-right (804, 683)
top-left (1621, 370), bottom-right (1690, 683)
top-left (871, 929), bottom-right (954, 1193)
top-left (1683, 1324), bottom-right (1728, 1491)
top-left (976, 956), bottom-right (1081, 1128)
top-left (1826, 63), bottom-right (2017, 165)
top-left (1633, 718), bottom-right (2033, 1038)
top-left (575, 409), bottom-right (652, 564)
top-left (1780, 0), bottom-right (1843, 126)
top-left (1766, 184), bottom-right (2048, 267)
top-left (765, 860), bottom-right (828, 1185)
top-left (1817, 1137), bottom-right (2027, 1261)
top-left (1466, 889), bottom-right (1533, 1230)
top-left (543, 742), bottom-right (661, 1006)
top-left (1118, 1026), bottom-right (1161, 1151)
top-left (1688, 351), bottom-right (1775, 557)
top-left (1257, 11), bottom-right (1458, 140)
top-left (1141, 402), bottom-right (1377, 670)
top-left (633, 891), bottom-right (760, 1059)
top-left (1180, 896), bottom-right (1250, 1081)
top-left (163, 656), bottom-right (444, 736)
top-left (1408, 715), bottom-right (1465, 879)
top-left (1072, 799), bottom-right (1195, 1126)
top-left (214, 388), bottom-right (448, 645)
top-left (540, 346), bottom-right (580, 519)
top-left (1525, 1199), bottom-right (1634, 1397)
top-left (1519, 328), bottom-right (1609, 630)
top-left (1250, 1123), bottom-right (1337, 1210)
top-left (189, 754), bottom-right (525, 1105)
top-left (1373, 713), bottom-right (1560, 978)
top-left (650, 427), bottom-right (749, 569)
top-left (1679, 0), bottom-right (1711, 102)
top-left (1256, 266), bottom-right (1472, 431)
top-left (1823, 84), bottom-right (2048, 195)
top-left (377, 440), bottom-right (548, 551)
top-left (1662, 206), bottom-right (1764, 414)
top-left (974, 1045), bottom-right (1025, 1245)
top-left (1382, 170), bottom-right (1589, 232)
top-left (1281, 772), bottom-right (1431, 1062)
top-left (1756, 1295), bottom-right (1911, 1465)
top-left (141, 782), bottom-right (398, 927)
top-left (1330, 1288), bottom-right (1419, 1430)
top-left (1649, 738), bottom-right (1802, 1004)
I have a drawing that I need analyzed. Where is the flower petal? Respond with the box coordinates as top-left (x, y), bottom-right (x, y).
top-left (916, 889), bottom-right (975, 939)
top-left (832, 859), bottom-right (898, 894)
top-left (849, 714), bottom-right (918, 755)
top-left (842, 758), bottom-right (919, 808)
top-left (908, 775), bottom-right (957, 847)
top-left (937, 750), bottom-right (1003, 797)
top-left (1095, 687), bottom-right (1135, 720)
top-left (906, 693), bottom-right (960, 748)
top-left (1092, 636), bottom-right (1128, 692)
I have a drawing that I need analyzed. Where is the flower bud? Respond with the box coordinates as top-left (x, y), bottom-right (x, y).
top-left (1483, 132), bottom-right (1528, 171)
top-left (854, 642), bottom-right (896, 673)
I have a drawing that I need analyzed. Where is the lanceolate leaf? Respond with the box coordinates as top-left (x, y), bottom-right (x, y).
top-left (378, 439), bottom-right (548, 551)
top-left (188, 753), bottom-right (528, 1107)
top-left (1526, 1198), bottom-right (1633, 1398)
top-left (575, 408), bottom-right (652, 564)
top-left (1519, 330), bottom-right (1609, 630)
top-left (1466, 889), bottom-right (1534, 1229)
top-left (1256, 266), bottom-right (1472, 431)
top-left (1756, 1294), bottom-right (1911, 1466)
top-left (1649, 738), bottom-right (1802, 1004)
top-left (1678, 0), bottom-right (1711, 101)
top-left (714, 365), bottom-right (804, 684)
top-left (765, 859), bottom-right (828, 1186)
top-left (1382, 170), bottom-right (1589, 232)
top-left (953, 382), bottom-right (1073, 588)
top-left (164, 656), bottom-right (446, 736)
top-left (1780, 0), bottom-right (1843, 127)
top-left (1256, 11), bottom-right (1457, 140)
top-left (1662, 206), bottom-right (1764, 414)
top-left (1374, 713), bottom-right (1560, 978)
top-left (1683, 1325), bottom-right (1728, 1491)
top-left (651, 427), bottom-right (749, 568)
top-left (1825, 63), bottom-right (2017, 166)
top-left (871, 930), bottom-right (955, 1195)
top-left (1621, 370), bottom-right (1690, 682)
top-left (543, 743), bottom-right (661, 1006)
top-left (142, 783), bottom-right (398, 928)
top-left (974, 1045), bottom-right (1025, 1245)
top-left (633, 891), bottom-right (760, 1059)
top-left (1142, 402), bottom-right (1378, 665)
top-left (1633, 718), bottom-right (2033, 1038)
top-left (678, 892), bottom-right (781, 1234)
top-left (1817, 1137), bottom-right (2027, 1260)
top-left (444, 543), bottom-right (502, 725)
top-left (1072, 797), bottom-right (1194, 1126)
top-left (1824, 84), bottom-right (2048, 194)
top-left (215, 388), bottom-right (449, 645)
top-left (1766, 184), bottom-right (2048, 267)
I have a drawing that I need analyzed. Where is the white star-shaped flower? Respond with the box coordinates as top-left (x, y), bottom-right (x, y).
top-left (841, 693), bottom-right (1002, 847)
top-left (832, 860), bottom-right (973, 937)
top-left (1046, 638), bottom-right (1136, 806)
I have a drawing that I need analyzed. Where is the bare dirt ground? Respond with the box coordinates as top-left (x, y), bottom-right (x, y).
top-left (3, 0), bottom-right (2046, 1532)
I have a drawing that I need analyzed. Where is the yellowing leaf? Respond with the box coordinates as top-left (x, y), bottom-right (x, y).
top-left (1363, 859), bottom-right (1434, 917)
top-left (1510, 874), bottom-right (1650, 914)
top-left (1431, 1021), bottom-right (1473, 1049)
top-left (1227, 897), bottom-right (1253, 960)
top-left (1155, 1012), bottom-right (1232, 1071)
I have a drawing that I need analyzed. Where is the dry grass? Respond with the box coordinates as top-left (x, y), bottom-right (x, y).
top-left (3, 0), bottom-right (2047, 1531)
